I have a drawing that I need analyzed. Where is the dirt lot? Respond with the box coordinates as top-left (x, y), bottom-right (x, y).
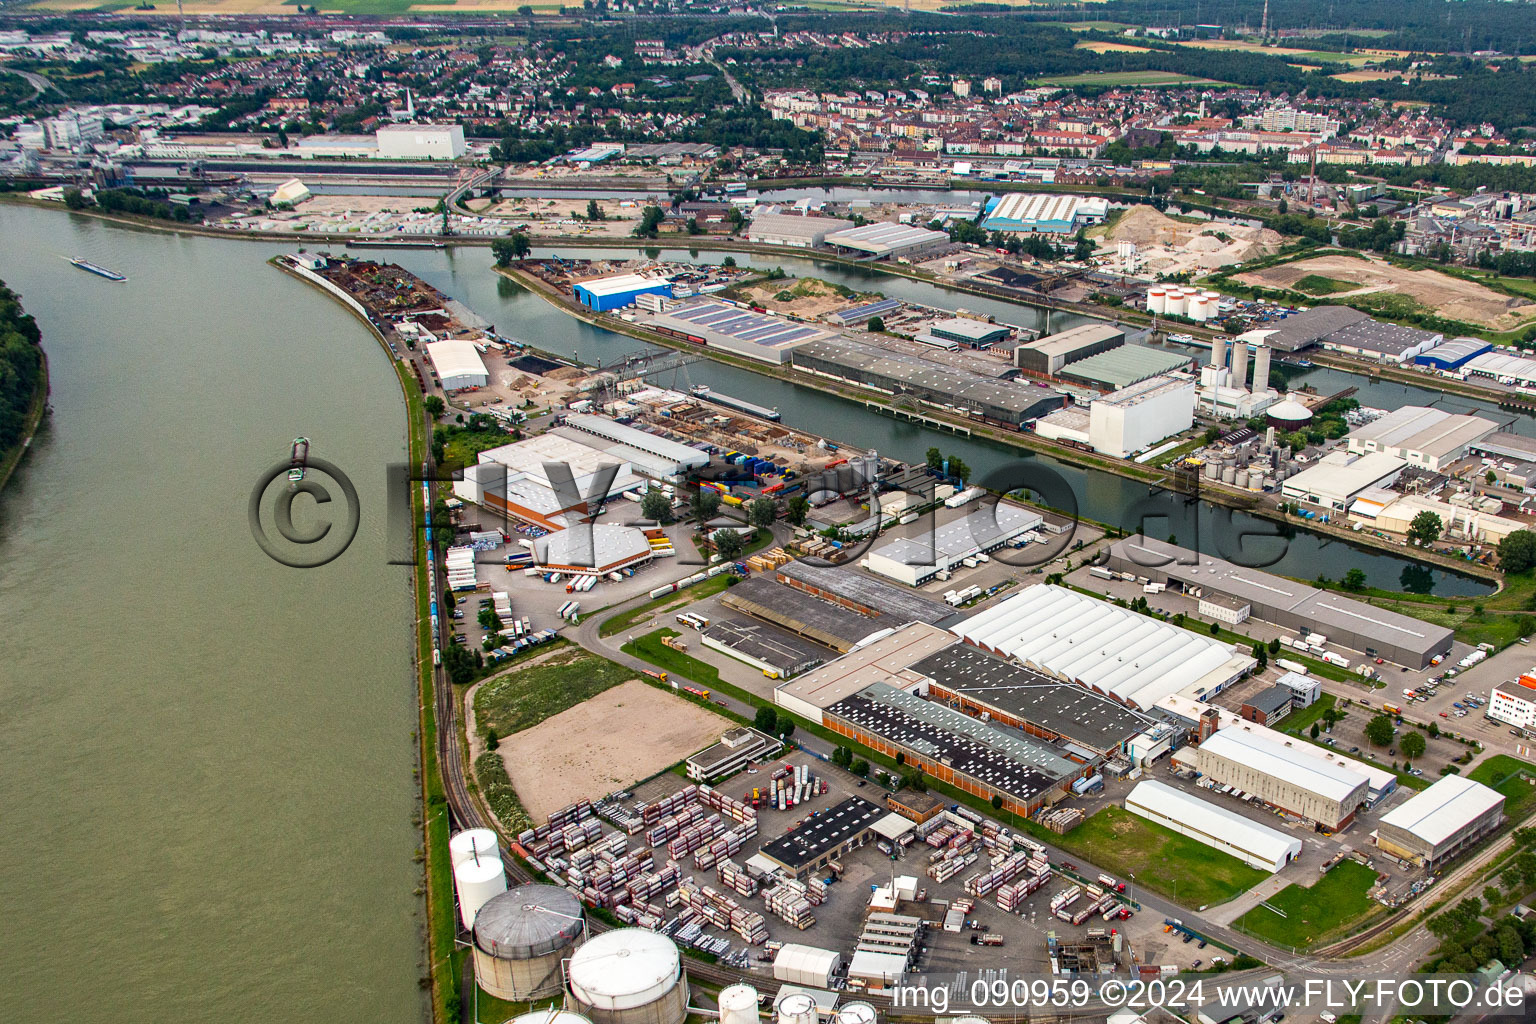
top-left (1235, 253), bottom-right (1536, 331)
top-left (497, 679), bottom-right (727, 819)
top-left (731, 277), bottom-right (876, 319)
top-left (1094, 206), bottom-right (1283, 274)
top-left (473, 197), bottom-right (653, 238)
top-left (1074, 40), bottom-right (1152, 53)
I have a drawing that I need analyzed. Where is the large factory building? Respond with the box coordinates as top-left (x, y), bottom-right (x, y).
top-left (573, 274), bottom-right (674, 312)
top-left (747, 212), bottom-right (855, 248)
top-left (1181, 724), bottom-right (1370, 831)
top-left (1375, 775), bottom-right (1504, 867)
top-left (1014, 324), bottom-right (1125, 376)
top-left (1125, 780), bottom-right (1302, 872)
top-left (1087, 374), bottom-right (1196, 458)
top-left (425, 339), bottom-right (490, 391)
top-left (1105, 537), bottom-right (1455, 668)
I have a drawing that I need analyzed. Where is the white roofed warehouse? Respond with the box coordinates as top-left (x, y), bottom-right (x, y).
top-left (1375, 775), bottom-right (1504, 867)
top-left (822, 222), bottom-right (951, 258)
top-left (1184, 723), bottom-right (1370, 830)
top-left (426, 338), bottom-right (489, 391)
top-left (950, 585), bottom-right (1256, 708)
top-left (1125, 780), bottom-right (1301, 872)
top-left (747, 212), bottom-right (855, 248)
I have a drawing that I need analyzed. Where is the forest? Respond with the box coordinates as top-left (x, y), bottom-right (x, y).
top-left (0, 281), bottom-right (45, 459)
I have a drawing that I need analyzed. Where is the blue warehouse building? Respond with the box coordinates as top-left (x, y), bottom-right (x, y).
top-left (573, 274), bottom-right (674, 312)
top-left (1415, 337), bottom-right (1491, 371)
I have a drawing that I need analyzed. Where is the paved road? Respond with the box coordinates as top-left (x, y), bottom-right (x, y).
top-left (2, 67), bottom-right (58, 101)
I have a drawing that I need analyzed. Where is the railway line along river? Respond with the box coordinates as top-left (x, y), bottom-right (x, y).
top-left (0, 203), bottom-right (1495, 1020)
top-left (0, 204), bottom-right (423, 1024)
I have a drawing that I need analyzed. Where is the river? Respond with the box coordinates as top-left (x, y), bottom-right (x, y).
top-left (0, 205), bottom-right (424, 1024)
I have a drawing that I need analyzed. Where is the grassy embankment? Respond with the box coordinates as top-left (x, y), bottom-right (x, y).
top-left (599, 574), bottom-right (734, 637)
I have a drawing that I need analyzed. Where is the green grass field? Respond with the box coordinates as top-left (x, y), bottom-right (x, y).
top-left (1232, 861), bottom-right (1383, 949)
top-left (1294, 274), bottom-right (1359, 296)
top-left (1050, 806), bottom-right (1267, 908)
top-left (473, 645), bottom-right (637, 738)
top-left (621, 627), bottom-right (727, 691)
top-left (1468, 755), bottom-right (1536, 821)
top-left (1034, 70), bottom-right (1234, 88)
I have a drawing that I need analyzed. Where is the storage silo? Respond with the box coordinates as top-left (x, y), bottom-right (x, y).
top-left (1221, 465), bottom-right (1236, 484)
top-left (451, 828), bottom-right (501, 869)
top-left (1189, 295), bottom-right (1210, 322)
top-left (1164, 288), bottom-right (1186, 317)
top-left (1266, 398), bottom-right (1314, 432)
top-left (1146, 288), bottom-right (1166, 314)
top-left (834, 1002), bottom-right (877, 1024)
top-left (775, 992), bottom-right (819, 1024)
top-left (1212, 334), bottom-right (1229, 371)
top-left (1234, 469), bottom-right (1249, 489)
top-left (1231, 342), bottom-right (1249, 389)
top-left (568, 928), bottom-right (688, 1024)
top-left (719, 984), bottom-right (760, 1024)
top-left (455, 855), bottom-right (507, 931)
top-left (1252, 344), bottom-right (1273, 393)
top-left (513, 1009), bottom-right (594, 1024)
top-left (473, 884), bottom-right (586, 1002)
top-left (950, 1017), bottom-right (992, 1024)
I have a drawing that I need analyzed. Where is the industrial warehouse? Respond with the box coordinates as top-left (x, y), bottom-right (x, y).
top-left (981, 193), bottom-right (1110, 234)
top-left (821, 222), bottom-right (950, 258)
top-left (701, 619), bottom-right (827, 679)
top-left (864, 502), bottom-right (1044, 586)
top-left (1178, 723), bottom-right (1371, 831)
top-left (1124, 780), bottom-right (1302, 872)
top-left (951, 584), bottom-right (1257, 709)
top-left (642, 301), bottom-right (830, 365)
top-left (1374, 776), bottom-right (1505, 867)
top-left (1013, 323), bottom-right (1125, 376)
top-left (824, 682), bottom-right (1082, 815)
top-left (1033, 373), bottom-right (1196, 458)
top-left (425, 338), bottom-right (490, 391)
top-left (719, 575), bottom-right (945, 653)
top-left (1104, 537), bottom-right (1456, 667)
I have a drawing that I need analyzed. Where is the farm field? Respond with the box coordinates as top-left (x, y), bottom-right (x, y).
top-left (1233, 253), bottom-right (1536, 331)
top-left (1232, 861), bottom-right (1384, 949)
top-left (1034, 70), bottom-right (1234, 88)
top-left (497, 679), bottom-right (726, 819)
top-left (1074, 40), bottom-right (1152, 53)
top-left (1176, 39), bottom-right (1399, 64)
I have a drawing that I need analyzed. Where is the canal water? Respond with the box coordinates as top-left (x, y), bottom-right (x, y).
top-left (372, 243), bottom-right (1494, 597)
top-left (0, 205), bottom-right (423, 1024)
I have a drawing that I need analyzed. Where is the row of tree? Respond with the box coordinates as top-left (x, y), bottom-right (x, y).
top-left (0, 281), bottom-right (44, 458)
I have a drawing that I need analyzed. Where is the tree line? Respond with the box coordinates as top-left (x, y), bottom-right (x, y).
top-left (0, 281), bottom-right (45, 458)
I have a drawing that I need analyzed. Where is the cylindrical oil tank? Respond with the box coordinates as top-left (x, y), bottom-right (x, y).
top-left (834, 1003), bottom-right (877, 1024)
top-left (568, 928), bottom-right (688, 1024)
top-left (1146, 288), bottom-right (1166, 314)
top-left (514, 1010), bottom-right (594, 1024)
top-left (1203, 461), bottom-right (1219, 480)
top-left (951, 1017), bottom-right (992, 1024)
top-left (451, 828), bottom-right (501, 869)
top-left (1164, 289), bottom-right (1186, 317)
top-left (1234, 469), bottom-right (1249, 489)
top-left (456, 856), bottom-right (507, 931)
top-left (719, 984), bottom-right (760, 1024)
top-left (1189, 296), bottom-right (1210, 322)
top-left (1221, 465), bottom-right (1237, 484)
top-left (1266, 398), bottom-right (1314, 431)
top-left (473, 884), bottom-right (586, 1002)
top-left (776, 993), bottom-right (818, 1024)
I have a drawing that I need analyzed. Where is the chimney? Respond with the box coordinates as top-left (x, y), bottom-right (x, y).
top-left (1198, 707), bottom-right (1220, 743)
top-left (1231, 342), bottom-right (1249, 390)
top-left (1252, 344), bottom-right (1272, 394)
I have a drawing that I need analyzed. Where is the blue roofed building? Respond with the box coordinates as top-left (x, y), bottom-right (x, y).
top-left (573, 274), bottom-right (674, 312)
top-left (1416, 337), bottom-right (1492, 371)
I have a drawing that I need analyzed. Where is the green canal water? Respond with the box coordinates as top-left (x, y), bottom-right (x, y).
top-left (0, 205), bottom-right (424, 1024)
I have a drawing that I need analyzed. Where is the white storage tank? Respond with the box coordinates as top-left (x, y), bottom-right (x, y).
top-left (473, 884), bottom-right (586, 1002)
top-left (776, 993), bottom-right (819, 1024)
top-left (719, 984), bottom-right (760, 1024)
top-left (1146, 287), bottom-right (1166, 314)
top-left (1165, 289), bottom-right (1187, 317)
top-left (951, 1017), bottom-right (992, 1024)
top-left (455, 855), bottom-right (507, 931)
top-left (451, 828), bottom-right (501, 869)
top-left (568, 928), bottom-right (688, 1024)
top-left (1189, 295), bottom-right (1210, 322)
top-left (514, 1010), bottom-right (594, 1024)
top-left (835, 1003), bottom-right (878, 1024)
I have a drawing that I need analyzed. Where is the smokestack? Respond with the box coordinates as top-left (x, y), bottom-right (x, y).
top-left (1231, 342), bottom-right (1249, 390)
top-left (1198, 707), bottom-right (1221, 743)
top-left (1252, 344), bottom-right (1272, 394)
top-left (1212, 335), bottom-right (1229, 374)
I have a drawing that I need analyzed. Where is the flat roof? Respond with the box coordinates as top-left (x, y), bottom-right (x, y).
top-left (748, 211), bottom-right (854, 239)
top-left (1346, 406), bottom-right (1496, 460)
top-left (826, 683), bottom-right (1078, 803)
top-left (823, 222), bottom-right (949, 255)
top-left (564, 413), bottom-right (710, 469)
top-left (1238, 306), bottom-right (1371, 352)
top-left (952, 585), bottom-right (1256, 709)
top-left (1325, 318), bottom-right (1442, 357)
top-left (870, 502), bottom-right (1043, 569)
top-left (1378, 775), bottom-right (1504, 847)
top-left (1244, 684), bottom-right (1295, 716)
top-left (722, 576), bottom-right (892, 650)
top-left (775, 560), bottom-right (955, 625)
top-left (1058, 344), bottom-right (1192, 390)
top-left (758, 796), bottom-right (886, 869)
top-left (775, 622), bottom-right (958, 710)
top-left (1097, 373), bottom-right (1194, 408)
top-left (929, 317), bottom-right (1010, 341)
top-left (704, 618), bottom-right (826, 672)
top-left (534, 523), bottom-right (653, 570)
top-left (573, 273), bottom-right (671, 298)
top-left (473, 434), bottom-right (644, 516)
top-left (1125, 779), bottom-right (1302, 864)
top-left (1198, 725), bottom-right (1368, 804)
top-left (1282, 450), bottom-right (1406, 501)
top-left (1109, 537), bottom-right (1454, 659)
top-left (910, 643), bottom-right (1152, 753)
top-left (1018, 323), bottom-right (1124, 358)
top-left (1471, 431), bottom-right (1536, 461)
top-left (646, 301), bottom-right (829, 353)
top-left (425, 338), bottom-right (488, 380)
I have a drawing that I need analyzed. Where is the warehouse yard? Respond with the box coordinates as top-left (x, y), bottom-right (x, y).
top-left (498, 679), bottom-right (728, 819)
top-left (1234, 254), bottom-right (1536, 331)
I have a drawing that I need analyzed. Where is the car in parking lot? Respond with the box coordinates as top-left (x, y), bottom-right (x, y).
top-left (1349, 746), bottom-right (1360, 753)
top-left (1182, 933), bottom-right (1194, 943)
top-left (1441, 711), bottom-right (1450, 718)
